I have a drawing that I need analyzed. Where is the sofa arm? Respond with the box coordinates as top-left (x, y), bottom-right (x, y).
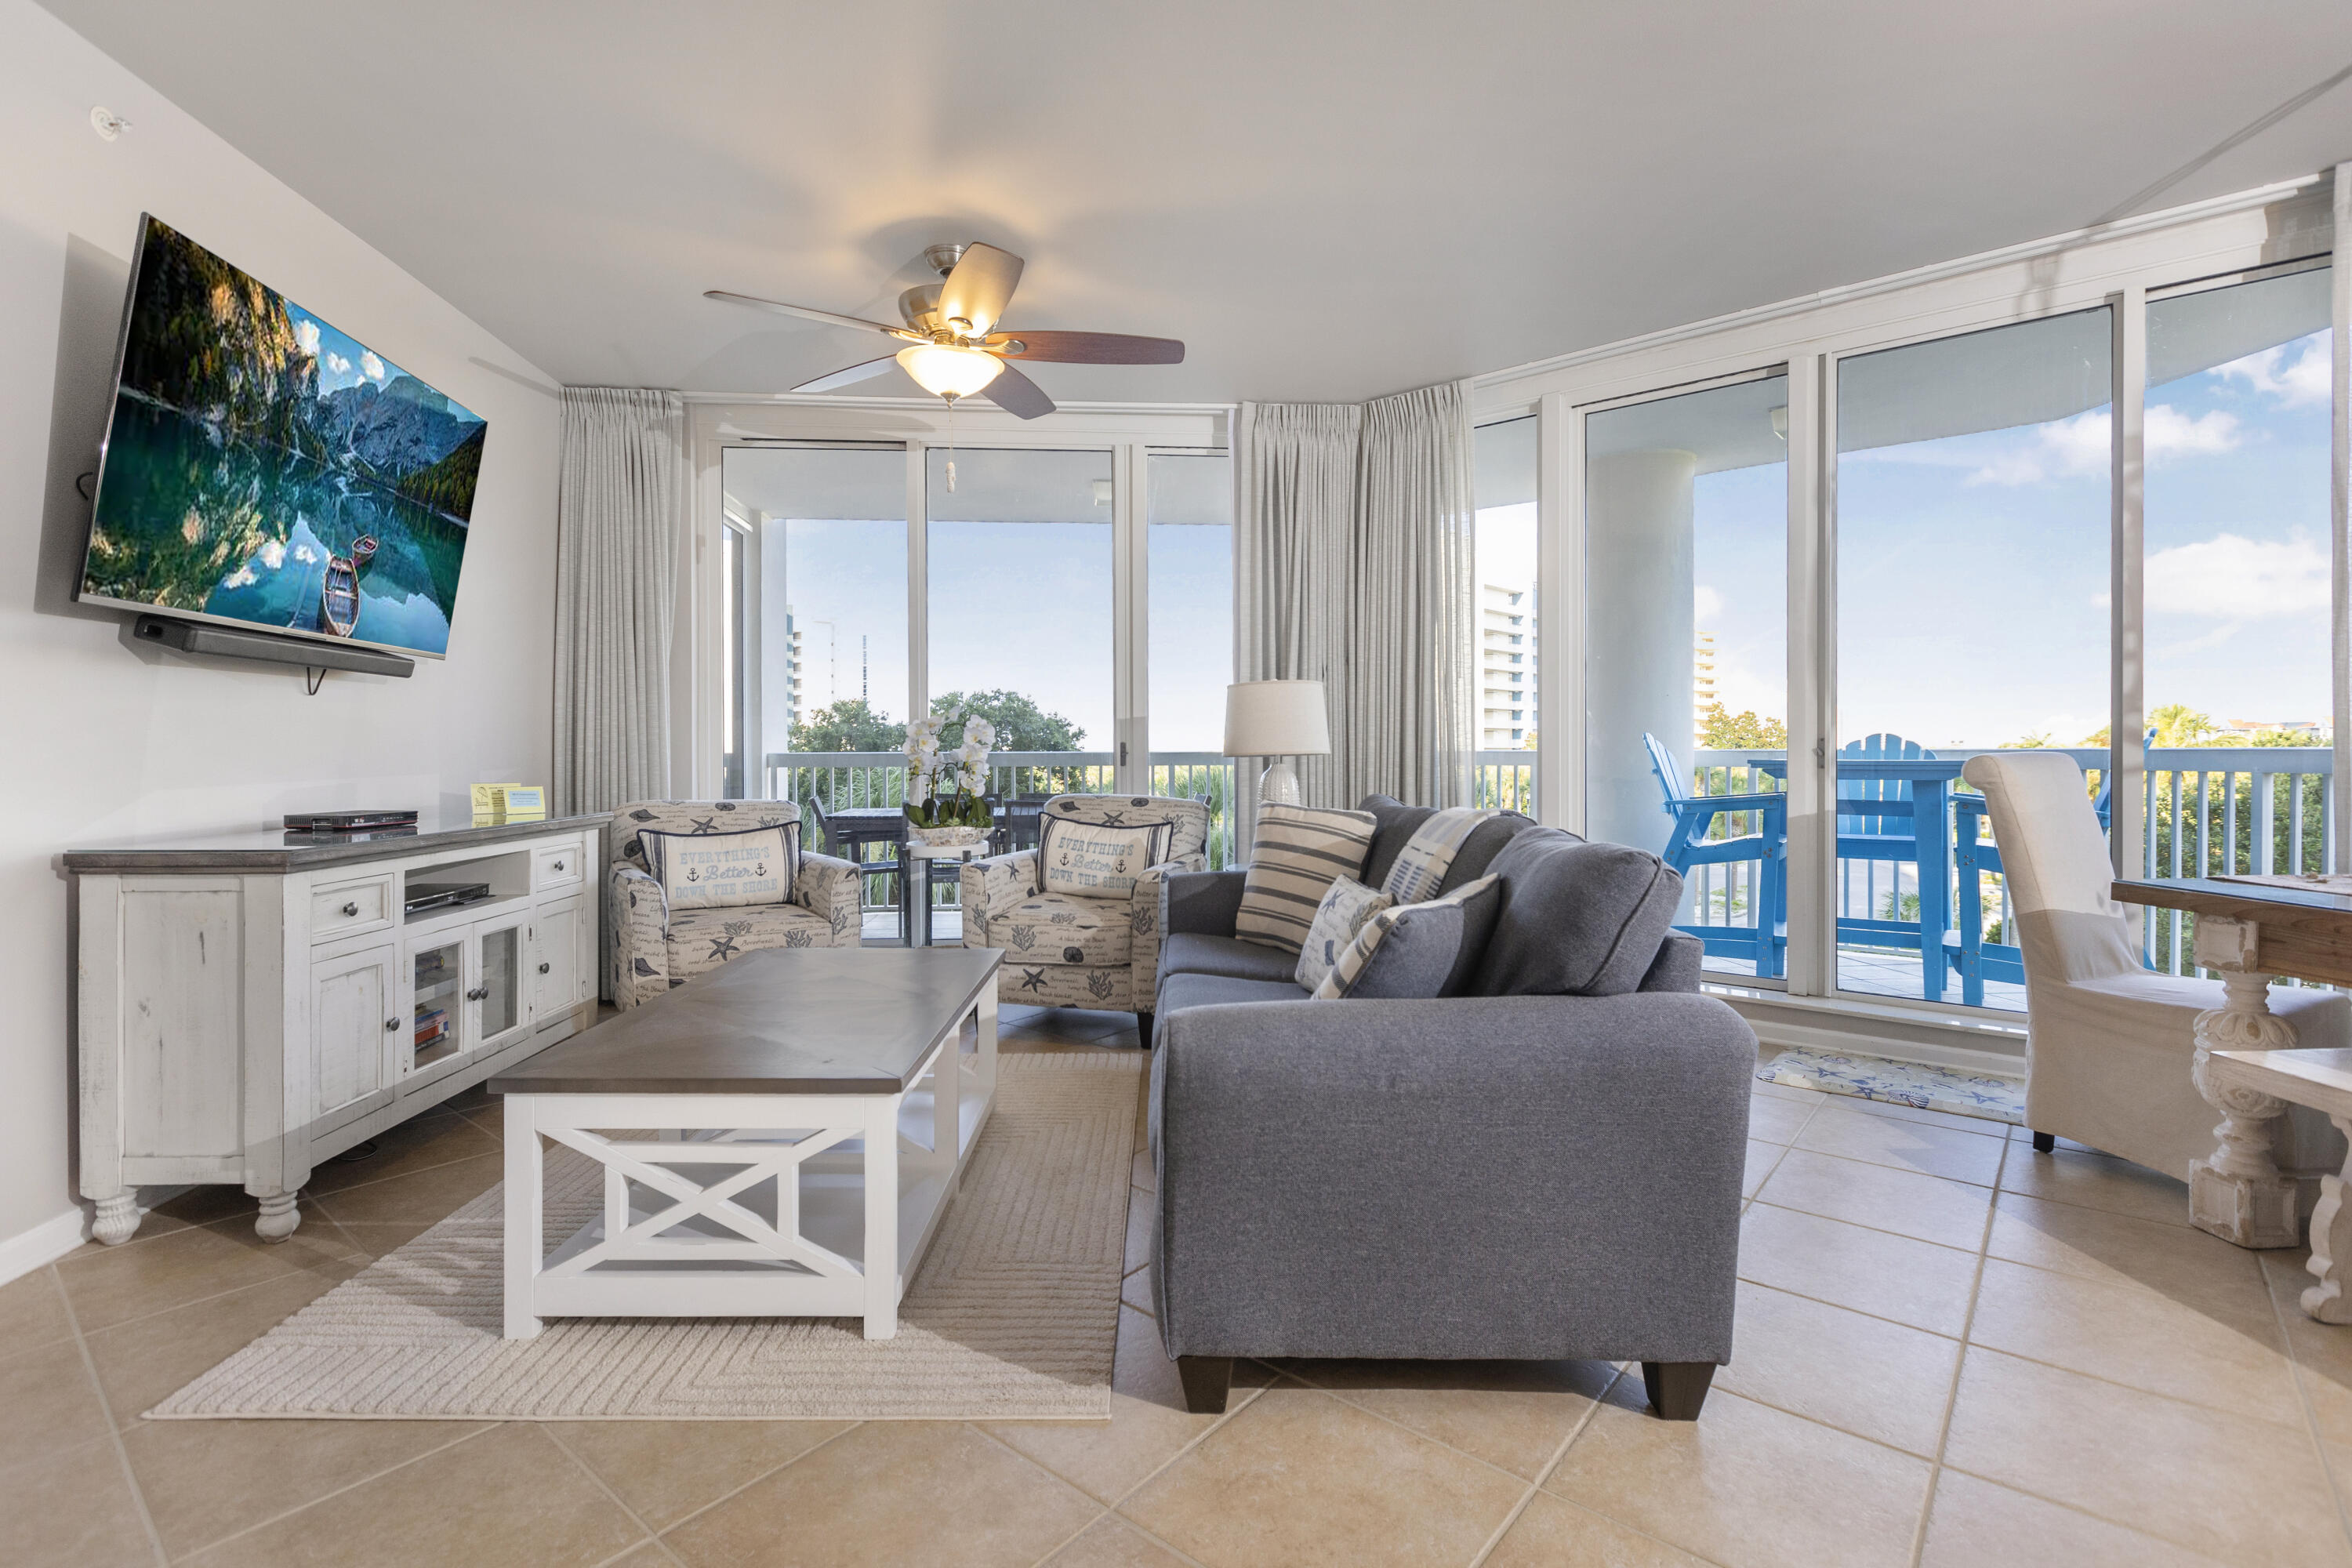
top-left (959, 849), bottom-right (1040, 947)
top-left (1150, 992), bottom-right (1755, 1364)
top-left (1131, 855), bottom-right (1207, 1000)
top-left (608, 864), bottom-right (670, 1011)
top-left (792, 851), bottom-right (862, 945)
top-left (1640, 932), bottom-right (1704, 993)
top-left (1161, 867), bottom-right (1249, 938)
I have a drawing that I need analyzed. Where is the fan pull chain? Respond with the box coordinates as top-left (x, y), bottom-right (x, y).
top-left (946, 396), bottom-right (958, 492)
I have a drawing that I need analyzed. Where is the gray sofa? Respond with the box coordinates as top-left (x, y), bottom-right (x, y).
top-left (1146, 799), bottom-right (1755, 1421)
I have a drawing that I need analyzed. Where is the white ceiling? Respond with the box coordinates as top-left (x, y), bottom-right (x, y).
top-left (42, 2), bottom-right (2352, 406)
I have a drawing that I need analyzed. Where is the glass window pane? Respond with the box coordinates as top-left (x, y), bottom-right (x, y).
top-left (927, 448), bottom-right (1112, 796)
top-left (1149, 451), bottom-right (1236, 866)
top-left (1835, 308), bottom-right (2113, 1009)
top-left (1474, 416), bottom-right (1537, 812)
top-left (1584, 376), bottom-right (1788, 981)
top-left (2141, 267), bottom-right (2333, 972)
top-left (720, 444), bottom-right (909, 818)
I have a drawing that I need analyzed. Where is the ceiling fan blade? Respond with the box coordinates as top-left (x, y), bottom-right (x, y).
top-left (704, 290), bottom-right (913, 339)
top-left (936, 243), bottom-right (1025, 338)
top-left (790, 355), bottom-right (904, 394)
top-left (982, 364), bottom-right (1055, 420)
top-left (987, 330), bottom-right (1185, 365)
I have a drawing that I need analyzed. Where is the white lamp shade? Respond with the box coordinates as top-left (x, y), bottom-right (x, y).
top-left (1223, 680), bottom-right (1331, 757)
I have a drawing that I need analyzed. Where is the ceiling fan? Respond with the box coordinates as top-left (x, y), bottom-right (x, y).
top-left (706, 242), bottom-right (1183, 419)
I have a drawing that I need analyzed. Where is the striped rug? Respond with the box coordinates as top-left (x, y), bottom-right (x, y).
top-left (147, 1053), bottom-right (1142, 1421)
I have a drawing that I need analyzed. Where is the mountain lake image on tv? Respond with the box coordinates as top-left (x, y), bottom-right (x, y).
top-left (79, 216), bottom-right (487, 658)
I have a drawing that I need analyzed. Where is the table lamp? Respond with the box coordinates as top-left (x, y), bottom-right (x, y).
top-left (1223, 680), bottom-right (1331, 805)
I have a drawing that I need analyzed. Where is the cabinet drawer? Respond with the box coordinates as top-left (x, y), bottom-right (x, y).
top-left (532, 840), bottom-right (585, 892)
top-left (310, 874), bottom-right (395, 942)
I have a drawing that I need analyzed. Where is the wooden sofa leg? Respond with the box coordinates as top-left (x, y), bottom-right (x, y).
top-left (1642, 1361), bottom-right (1715, 1421)
top-left (1174, 1356), bottom-right (1232, 1414)
top-left (1137, 1011), bottom-right (1155, 1049)
top-left (2031, 1131), bottom-right (2056, 1153)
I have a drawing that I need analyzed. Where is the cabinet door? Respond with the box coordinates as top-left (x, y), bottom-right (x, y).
top-left (466, 913), bottom-right (532, 1051)
top-left (531, 899), bottom-right (582, 1020)
top-left (312, 939), bottom-right (397, 1122)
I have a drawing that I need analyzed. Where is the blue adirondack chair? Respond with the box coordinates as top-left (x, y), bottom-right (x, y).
top-left (1829, 733), bottom-right (1944, 960)
top-left (1947, 731), bottom-right (2150, 1006)
top-left (1644, 733), bottom-right (1788, 978)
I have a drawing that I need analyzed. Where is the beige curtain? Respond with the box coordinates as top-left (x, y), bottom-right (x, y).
top-left (554, 387), bottom-right (684, 815)
top-left (1235, 382), bottom-right (1476, 811)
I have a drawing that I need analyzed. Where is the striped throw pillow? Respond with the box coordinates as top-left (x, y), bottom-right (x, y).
top-left (1380, 807), bottom-right (1496, 902)
top-left (1234, 804), bottom-right (1377, 953)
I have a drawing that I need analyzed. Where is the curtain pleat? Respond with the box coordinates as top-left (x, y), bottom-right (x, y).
top-left (554, 387), bottom-right (684, 815)
top-left (1235, 383), bottom-right (1475, 812)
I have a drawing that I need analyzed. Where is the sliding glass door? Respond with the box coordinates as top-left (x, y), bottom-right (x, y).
top-left (1148, 451), bottom-right (1236, 864)
top-left (1474, 417), bottom-right (1539, 814)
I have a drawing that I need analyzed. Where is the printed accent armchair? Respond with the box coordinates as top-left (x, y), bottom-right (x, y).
top-left (607, 800), bottom-right (862, 1010)
top-left (960, 793), bottom-right (1212, 1037)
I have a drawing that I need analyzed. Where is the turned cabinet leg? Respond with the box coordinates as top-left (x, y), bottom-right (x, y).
top-left (252, 1190), bottom-right (302, 1243)
top-left (1174, 1355), bottom-right (1232, 1414)
top-left (2187, 945), bottom-right (2300, 1249)
top-left (2031, 1131), bottom-right (2056, 1153)
top-left (2305, 1114), bottom-right (2352, 1323)
top-left (1642, 1361), bottom-right (1716, 1421)
top-left (90, 1192), bottom-right (140, 1247)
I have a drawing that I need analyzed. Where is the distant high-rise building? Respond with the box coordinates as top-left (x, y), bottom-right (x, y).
top-left (1694, 633), bottom-right (1718, 742)
top-left (1477, 583), bottom-right (1535, 750)
top-left (781, 603), bottom-right (805, 727)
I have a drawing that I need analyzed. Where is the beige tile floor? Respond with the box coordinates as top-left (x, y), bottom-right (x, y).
top-left (10, 1010), bottom-right (2352, 1566)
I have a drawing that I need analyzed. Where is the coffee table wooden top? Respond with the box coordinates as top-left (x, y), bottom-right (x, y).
top-left (490, 947), bottom-right (1001, 1097)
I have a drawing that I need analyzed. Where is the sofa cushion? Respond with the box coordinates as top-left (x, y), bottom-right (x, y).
top-left (1037, 815), bottom-right (1174, 899)
top-left (1159, 933), bottom-right (1301, 985)
top-left (1358, 793), bottom-right (1438, 890)
top-left (996, 893), bottom-right (1131, 967)
top-left (1469, 828), bottom-right (1683, 997)
top-left (1159, 971), bottom-right (1309, 1017)
top-left (641, 821), bottom-right (799, 912)
top-left (1294, 876), bottom-right (1395, 993)
top-left (1234, 804), bottom-right (1377, 953)
top-left (1316, 876), bottom-right (1501, 1000)
top-left (1439, 811), bottom-right (1541, 893)
top-left (665, 902), bottom-right (836, 982)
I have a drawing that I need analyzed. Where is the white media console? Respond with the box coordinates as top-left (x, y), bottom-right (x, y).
top-left (67, 813), bottom-right (611, 1244)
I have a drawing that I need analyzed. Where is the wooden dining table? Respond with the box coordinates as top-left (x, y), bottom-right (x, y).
top-left (2110, 875), bottom-right (2352, 1316)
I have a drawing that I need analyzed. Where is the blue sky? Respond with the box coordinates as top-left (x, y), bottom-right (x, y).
top-left (286, 300), bottom-right (481, 423)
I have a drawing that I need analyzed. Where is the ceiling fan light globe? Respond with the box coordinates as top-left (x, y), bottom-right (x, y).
top-left (896, 343), bottom-right (1004, 400)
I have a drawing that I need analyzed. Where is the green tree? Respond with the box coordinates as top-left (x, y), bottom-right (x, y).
top-left (931, 689), bottom-right (1087, 752)
top-left (790, 698), bottom-right (905, 753)
top-left (1697, 702), bottom-right (1788, 749)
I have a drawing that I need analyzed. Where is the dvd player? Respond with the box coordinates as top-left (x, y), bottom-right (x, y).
top-left (405, 883), bottom-right (493, 916)
top-left (285, 810), bottom-right (420, 833)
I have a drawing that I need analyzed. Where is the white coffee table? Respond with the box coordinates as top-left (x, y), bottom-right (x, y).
top-left (492, 947), bottom-right (1000, 1341)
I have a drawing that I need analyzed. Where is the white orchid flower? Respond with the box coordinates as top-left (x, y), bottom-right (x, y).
top-left (964, 717), bottom-right (995, 748)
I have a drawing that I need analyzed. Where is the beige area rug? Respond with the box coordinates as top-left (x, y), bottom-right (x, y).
top-left (149, 1053), bottom-right (1142, 1421)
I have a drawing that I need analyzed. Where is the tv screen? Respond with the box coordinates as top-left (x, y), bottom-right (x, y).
top-left (78, 215), bottom-right (487, 659)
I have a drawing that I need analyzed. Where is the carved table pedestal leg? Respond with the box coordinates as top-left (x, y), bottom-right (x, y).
top-left (2188, 924), bottom-right (2300, 1248)
top-left (2305, 1114), bottom-right (2352, 1322)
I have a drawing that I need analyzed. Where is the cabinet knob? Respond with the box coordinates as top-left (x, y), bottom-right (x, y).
top-left (384, 1017), bottom-right (400, 1032)
top-left (466, 986), bottom-right (488, 1001)
top-left (553, 860), bottom-right (565, 871)
top-left (341, 902), bottom-right (360, 917)
top-left (538, 962), bottom-right (551, 975)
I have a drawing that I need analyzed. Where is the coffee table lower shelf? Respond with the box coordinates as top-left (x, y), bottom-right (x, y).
top-left (500, 989), bottom-right (996, 1341)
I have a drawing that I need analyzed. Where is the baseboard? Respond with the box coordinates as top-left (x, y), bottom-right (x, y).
top-left (1720, 991), bottom-right (2028, 1078)
top-left (0, 1206), bottom-right (89, 1287)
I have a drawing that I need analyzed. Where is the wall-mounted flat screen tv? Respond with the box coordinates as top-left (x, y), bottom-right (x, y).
top-left (77, 215), bottom-right (487, 659)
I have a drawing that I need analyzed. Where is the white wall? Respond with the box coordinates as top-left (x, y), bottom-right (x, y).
top-left (0, 0), bottom-right (564, 1268)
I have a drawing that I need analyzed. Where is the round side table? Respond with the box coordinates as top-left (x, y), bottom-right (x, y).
top-left (902, 839), bottom-right (991, 947)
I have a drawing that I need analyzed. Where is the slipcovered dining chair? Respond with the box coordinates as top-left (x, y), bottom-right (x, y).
top-left (1960, 750), bottom-right (2348, 1181)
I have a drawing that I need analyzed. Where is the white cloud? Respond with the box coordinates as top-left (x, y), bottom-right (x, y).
top-left (1968, 404), bottom-right (2238, 485)
top-left (257, 539), bottom-right (285, 569)
top-left (1693, 584), bottom-right (1725, 626)
top-left (293, 318), bottom-right (320, 358)
top-left (325, 351), bottom-right (352, 376)
top-left (2216, 339), bottom-right (2330, 408)
top-left (220, 563), bottom-right (256, 589)
top-left (2143, 532), bottom-right (2328, 619)
top-left (361, 350), bottom-right (386, 382)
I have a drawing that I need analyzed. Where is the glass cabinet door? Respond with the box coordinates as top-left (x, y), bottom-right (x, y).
top-left (474, 921), bottom-right (523, 1043)
top-left (410, 938), bottom-right (463, 1071)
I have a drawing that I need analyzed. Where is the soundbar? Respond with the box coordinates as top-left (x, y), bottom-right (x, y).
top-left (133, 615), bottom-right (415, 678)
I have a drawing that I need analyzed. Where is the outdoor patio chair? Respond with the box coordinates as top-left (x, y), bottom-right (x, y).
top-left (1644, 733), bottom-right (1788, 978)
